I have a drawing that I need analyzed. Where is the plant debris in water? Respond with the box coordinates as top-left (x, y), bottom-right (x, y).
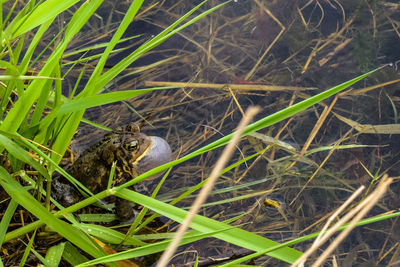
top-left (1, 0), bottom-right (400, 266)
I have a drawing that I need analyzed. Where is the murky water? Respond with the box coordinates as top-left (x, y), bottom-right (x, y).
top-left (2, 0), bottom-right (395, 265)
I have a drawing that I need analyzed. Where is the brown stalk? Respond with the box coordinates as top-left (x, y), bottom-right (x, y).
top-left (156, 106), bottom-right (260, 267)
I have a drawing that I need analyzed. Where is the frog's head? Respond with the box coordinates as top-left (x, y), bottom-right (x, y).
top-left (118, 133), bottom-right (172, 178)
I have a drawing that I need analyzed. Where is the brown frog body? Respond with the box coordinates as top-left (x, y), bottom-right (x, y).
top-left (53, 123), bottom-right (172, 221)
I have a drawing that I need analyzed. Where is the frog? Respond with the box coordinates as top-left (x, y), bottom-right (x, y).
top-left (52, 123), bottom-right (172, 221)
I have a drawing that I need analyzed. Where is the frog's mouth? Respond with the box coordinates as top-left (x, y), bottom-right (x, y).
top-left (132, 136), bottom-right (172, 176)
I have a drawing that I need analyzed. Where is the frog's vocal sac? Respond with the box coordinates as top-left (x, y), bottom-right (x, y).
top-left (52, 124), bottom-right (172, 221)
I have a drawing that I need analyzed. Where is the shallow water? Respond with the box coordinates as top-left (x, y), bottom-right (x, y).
top-left (60, 0), bottom-right (400, 265)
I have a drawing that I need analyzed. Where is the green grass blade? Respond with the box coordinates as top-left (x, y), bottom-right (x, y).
top-left (19, 230), bottom-right (37, 267)
top-left (95, 0), bottom-right (229, 92)
top-left (45, 242), bottom-right (65, 267)
top-left (0, 75), bottom-right (60, 81)
top-left (2, 1), bottom-right (31, 40)
top-left (30, 78), bottom-right (53, 126)
top-left (0, 167), bottom-right (107, 259)
top-left (19, 19), bottom-right (54, 74)
top-left (11, 0), bottom-right (80, 37)
top-left (49, 112), bottom-right (84, 165)
top-left (195, 66), bottom-right (387, 155)
top-left (221, 211), bottom-right (400, 266)
top-left (3, 190), bottom-right (109, 244)
top-left (62, 35), bottom-right (141, 59)
top-left (31, 248), bottom-right (52, 267)
top-left (0, 199), bottom-right (18, 249)
top-left (76, 227), bottom-right (239, 266)
top-left (120, 65), bottom-right (387, 190)
top-left (12, 31), bottom-right (24, 64)
top-left (11, 131), bottom-right (94, 196)
top-left (57, 87), bottom-right (176, 115)
top-left (0, 0), bottom-right (104, 133)
top-left (116, 189), bottom-right (302, 264)
top-left (0, 62), bottom-right (22, 118)
top-left (79, 0), bottom-right (144, 98)
top-left (78, 224), bottom-right (147, 246)
top-left (0, 133), bottom-right (48, 178)
top-left (37, 1), bottom-right (105, 167)
top-left (62, 242), bottom-right (89, 266)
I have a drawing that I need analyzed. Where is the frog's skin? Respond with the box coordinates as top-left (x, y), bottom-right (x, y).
top-left (52, 123), bottom-right (172, 221)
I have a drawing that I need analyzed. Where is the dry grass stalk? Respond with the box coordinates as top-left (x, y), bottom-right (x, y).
top-left (291, 175), bottom-right (392, 267)
top-left (156, 106), bottom-right (260, 267)
top-left (312, 175), bottom-right (392, 266)
top-left (348, 79), bottom-right (400, 96)
top-left (144, 81), bottom-right (317, 91)
top-left (288, 94), bottom-right (339, 205)
top-left (289, 128), bottom-right (353, 207)
top-left (288, 93), bottom-right (338, 170)
top-left (246, 0), bottom-right (286, 80)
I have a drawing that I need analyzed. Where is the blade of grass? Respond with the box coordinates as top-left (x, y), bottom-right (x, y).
top-left (19, 230), bottom-right (37, 267)
top-left (0, 199), bottom-right (18, 249)
top-left (158, 106), bottom-right (260, 267)
top-left (45, 242), bottom-right (65, 267)
top-left (30, 79), bottom-right (54, 126)
top-left (133, 147), bottom-right (271, 233)
top-left (0, 75), bottom-right (60, 80)
top-left (116, 189), bottom-right (302, 264)
top-left (119, 65), bottom-right (387, 190)
top-left (4, 190), bottom-right (111, 244)
top-left (78, 0), bottom-right (145, 98)
top-left (0, 0), bottom-right (104, 133)
top-left (221, 210), bottom-right (400, 266)
top-left (95, 0), bottom-right (230, 92)
top-left (76, 227), bottom-right (246, 267)
top-left (30, 247), bottom-right (52, 267)
top-left (19, 19), bottom-right (54, 74)
top-left (49, 0), bottom-right (229, 166)
top-left (45, 0), bottom-right (142, 164)
top-left (0, 167), bottom-right (107, 259)
top-left (0, 134), bottom-right (48, 178)
top-left (10, 131), bottom-right (94, 197)
top-left (11, 0), bottom-right (80, 37)
top-left (57, 87), bottom-right (177, 115)
top-left (78, 224), bottom-right (147, 246)
top-left (62, 242), bottom-right (89, 266)
top-left (62, 35), bottom-right (141, 59)
top-left (1, 0), bottom-right (32, 41)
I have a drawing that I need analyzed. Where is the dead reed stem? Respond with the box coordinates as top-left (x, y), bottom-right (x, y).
top-left (156, 106), bottom-right (260, 267)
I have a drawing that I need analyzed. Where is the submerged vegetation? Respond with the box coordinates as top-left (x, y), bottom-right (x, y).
top-left (0, 0), bottom-right (400, 266)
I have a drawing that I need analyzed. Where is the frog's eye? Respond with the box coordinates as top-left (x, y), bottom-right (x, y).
top-left (125, 140), bottom-right (139, 151)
